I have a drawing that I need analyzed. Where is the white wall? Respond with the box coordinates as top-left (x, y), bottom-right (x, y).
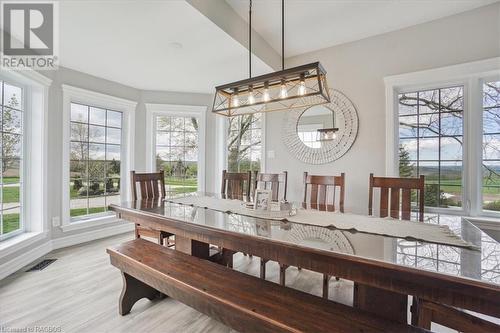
top-left (266, 3), bottom-right (500, 214)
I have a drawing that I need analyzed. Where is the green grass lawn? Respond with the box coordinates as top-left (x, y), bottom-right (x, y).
top-left (165, 177), bottom-right (197, 186)
top-left (2, 213), bottom-right (20, 234)
top-left (3, 177), bottom-right (19, 184)
top-left (70, 207), bottom-right (106, 217)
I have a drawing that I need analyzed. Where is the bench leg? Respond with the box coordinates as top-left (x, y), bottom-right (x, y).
top-left (279, 264), bottom-right (288, 286)
top-left (322, 274), bottom-right (331, 299)
top-left (260, 259), bottom-right (268, 279)
top-left (119, 272), bottom-right (163, 315)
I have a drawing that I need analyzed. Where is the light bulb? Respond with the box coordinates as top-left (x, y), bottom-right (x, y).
top-left (298, 80), bottom-right (306, 96)
top-left (332, 132), bottom-right (337, 140)
top-left (280, 80), bottom-right (288, 99)
top-left (232, 94), bottom-right (239, 107)
top-left (263, 82), bottom-right (270, 102)
top-left (248, 85), bottom-right (255, 104)
top-left (248, 92), bottom-right (255, 104)
top-left (298, 73), bottom-right (306, 96)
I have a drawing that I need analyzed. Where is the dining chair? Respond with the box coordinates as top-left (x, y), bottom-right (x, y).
top-left (274, 172), bottom-right (346, 299)
top-left (253, 171), bottom-right (288, 201)
top-left (221, 170), bottom-right (252, 200)
top-left (130, 170), bottom-right (173, 246)
top-left (368, 173), bottom-right (425, 222)
top-left (254, 171), bottom-right (288, 278)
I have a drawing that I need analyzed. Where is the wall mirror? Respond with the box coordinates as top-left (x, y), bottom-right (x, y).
top-left (282, 89), bottom-right (358, 164)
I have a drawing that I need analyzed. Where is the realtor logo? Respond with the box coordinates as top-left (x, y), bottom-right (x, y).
top-left (1, 1), bottom-right (59, 70)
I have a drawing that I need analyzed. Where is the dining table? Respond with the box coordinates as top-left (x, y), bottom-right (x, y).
top-left (109, 192), bottom-right (500, 326)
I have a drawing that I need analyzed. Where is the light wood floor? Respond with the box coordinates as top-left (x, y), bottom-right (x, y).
top-left (0, 233), bottom-right (354, 333)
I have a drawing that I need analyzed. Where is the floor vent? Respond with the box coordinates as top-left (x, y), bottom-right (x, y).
top-left (26, 259), bottom-right (57, 272)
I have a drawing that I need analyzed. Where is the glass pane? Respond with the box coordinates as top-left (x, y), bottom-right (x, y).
top-left (185, 147), bottom-right (197, 162)
top-left (70, 160), bottom-right (87, 179)
top-left (106, 144), bottom-right (121, 161)
top-left (107, 127), bottom-right (121, 144)
top-left (3, 209), bottom-right (20, 234)
top-left (87, 192), bottom-right (106, 214)
top-left (483, 107), bottom-right (500, 134)
top-left (106, 160), bottom-right (120, 178)
top-left (89, 107), bottom-right (106, 126)
top-left (156, 132), bottom-right (169, 146)
top-left (483, 81), bottom-right (500, 108)
top-left (71, 122), bottom-right (88, 141)
top-left (398, 116), bottom-right (418, 138)
top-left (185, 132), bottom-right (197, 146)
top-left (441, 136), bottom-right (462, 160)
top-left (440, 161), bottom-right (462, 207)
top-left (2, 108), bottom-right (22, 134)
top-left (398, 92), bottom-right (418, 115)
top-left (171, 117), bottom-right (183, 130)
top-left (418, 113), bottom-right (439, 137)
top-left (3, 133), bottom-right (22, 158)
top-left (440, 112), bottom-right (463, 136)
top-left (71, 103), bottom-right (88, 123)
top-left (170, 132), bottom-right (184, 146)
top-left (87, 180), bottom-right (105, 198)
top-left (399, 139), bottom-right (417, 160)
top-left (89, 125), bottom-right (105, 143)
top-left (89, 143), bottom-right (105, 160)
top-left (105, 193), bottom-right (121, 206)
top-left (156, 116), bottom-right (170, 131)
top-left (2, 183), bottom-right (20, 206)
top-left (2, 159), bottom-right (20, 181)
top-left (88, 161), bottom-right (105, 180)
top-left (107, 110), bottom-right (122, 128)
top-left (71, 142), bottom-right (88, 160)
top-left (419, 137), bottom-right (439, 160)
top-left (105, 178), bottom-right (120, 195)
top-left (170, 147), bottom-right (184, 161)
top-left (483, 134), bottom-right (500, 160)
top-left (70, 178), bottom-right (86, 200)
top-left (156, 146), bottom-right (169, 161)
top-left (418, 89), bottom-right (439, 114)
top-left (3, 83), bottom-right (22, 110)
top-left (483, 161), bottom-right (500, 211)
top-left (440, 86), bottom-right (463, 111)
top-left (185, 118), bottom-right (197, 132)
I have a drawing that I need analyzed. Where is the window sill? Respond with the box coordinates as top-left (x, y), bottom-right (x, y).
top-left (465, 216), bottom-right (500, 231)
top-left (0, 231), bottom-right (49, 259)
top-left (61, 214), bottom-right (124, 232)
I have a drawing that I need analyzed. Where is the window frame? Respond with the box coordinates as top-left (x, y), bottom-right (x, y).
top-left (385, 57), bottom-right (500, 218)
top-left (145, 103), bottom-right (207, 192)
top-left (61, 85), bottom-right (136, 229)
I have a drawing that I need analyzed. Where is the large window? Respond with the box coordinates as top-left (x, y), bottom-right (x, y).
top-left (155, 115), bottom-right (199, 194)
top-left (227, 114), bottom-right (262, 173)
top-left (398, 86), bottom-right (464, 208)
top-left (482, 80), bottom-right (500, 212)
top-left (0, 81), bottom-right (23, 238)
top-left (69, 103), bottom-right (122, 218)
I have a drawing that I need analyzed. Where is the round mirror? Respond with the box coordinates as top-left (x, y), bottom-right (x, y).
top-left (296, 105), bottom-right (336, 148)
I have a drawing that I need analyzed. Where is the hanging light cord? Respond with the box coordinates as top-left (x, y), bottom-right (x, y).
top-left (249, 0), bottom-right (252, 78)
top-left (281, 0), bottom-right (284, 70)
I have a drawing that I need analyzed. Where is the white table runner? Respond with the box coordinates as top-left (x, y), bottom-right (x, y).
top-left (166, 196), bottom-right (478, 250)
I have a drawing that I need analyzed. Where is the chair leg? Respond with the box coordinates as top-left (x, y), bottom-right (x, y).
top-left (158, 232), bottom-right (164, 246)
top-left (323, 274), bottom-right (331, 299)
top-left (134, 225), bottom-right (140, 239)
top-left (260, 259), bottom-right (268, 279)
top-left (279, 264), bottom-right (288, 286)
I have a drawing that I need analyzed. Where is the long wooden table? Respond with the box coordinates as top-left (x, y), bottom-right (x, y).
top-left (109, 196), bottom-right (500, 326)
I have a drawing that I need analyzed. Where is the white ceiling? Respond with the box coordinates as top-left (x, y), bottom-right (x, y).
top-left (226, 0), bottom-right (499, 57)
top-left (59, 1), bottom-right (271, 93)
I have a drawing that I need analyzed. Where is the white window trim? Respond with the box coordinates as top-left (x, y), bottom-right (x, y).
top-left (0, 68), bottom-right (50, 245)
top-left (385, 57), bottom-right (500, 217)
top-left (61, 85), bottom-right (136, 230)
top-left (145, 103), bottom-right (207, 192)
top-left (217, 112), bottom-right (267, 187)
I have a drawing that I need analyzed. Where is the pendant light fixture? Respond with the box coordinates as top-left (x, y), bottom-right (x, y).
top-left (212, 0), bottom-right (330, 117)
top-left (317, 109), bottom-right (339, 142)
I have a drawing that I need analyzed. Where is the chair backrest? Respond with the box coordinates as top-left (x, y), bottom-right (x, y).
top-left (253, 171), bottom-right (288, 201)
top-left (303, 172), bottom-right (345, 212)
top-left (368, 173), bottom-right (425, 222)
top-left (221, 170), bottom-right (252, 200)
top-left (130, 170), bottom-right (166, 201)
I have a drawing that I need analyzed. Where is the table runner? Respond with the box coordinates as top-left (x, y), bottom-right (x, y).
top-left (166, 196), bottom-right (478, 250)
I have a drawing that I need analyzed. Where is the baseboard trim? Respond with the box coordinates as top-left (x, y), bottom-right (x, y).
top-left (0, 222), bottom-right (134, 281)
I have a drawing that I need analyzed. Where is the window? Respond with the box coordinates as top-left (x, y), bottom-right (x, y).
top-left (398, 86), bottom-right (464, 208)
top-left (482, 80), bottom-right (500, 212)
top-left (69, 103), bottom-right (122, 218)
top-left (227, 114), bottom-right (262, 173)
top-left (297, 124), bottom-right (322, 148)
top-left (0, 81), bottom-right (23, 238)
top-left (155, 115), bottom-right (199, 194)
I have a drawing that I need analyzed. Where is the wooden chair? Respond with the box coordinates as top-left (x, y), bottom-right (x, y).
top-left (254, 171), bottom-right (288, 278)
top-left (221, 170), bottom-right (252, 200)
top-left (130, 170), bottom-right (173, 246)
top-left (277, 172), bottom-right (346, 299)
top-left (253, 171), bottom-right (288, 201)
top-left (368, 173), bottom-right (425, 222)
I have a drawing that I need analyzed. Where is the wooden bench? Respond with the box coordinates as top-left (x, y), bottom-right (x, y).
top-left (107, 239), bottom-right (429, 333)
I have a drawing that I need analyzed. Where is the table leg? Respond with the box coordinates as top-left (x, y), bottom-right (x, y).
top-left (353, 283), bottom-right (408, 323)
top-left (175, 235), bottom-right (209, 259)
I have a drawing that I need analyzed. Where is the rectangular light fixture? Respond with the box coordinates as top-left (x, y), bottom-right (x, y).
top-left (212, 62), bottom-right (330, 117)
